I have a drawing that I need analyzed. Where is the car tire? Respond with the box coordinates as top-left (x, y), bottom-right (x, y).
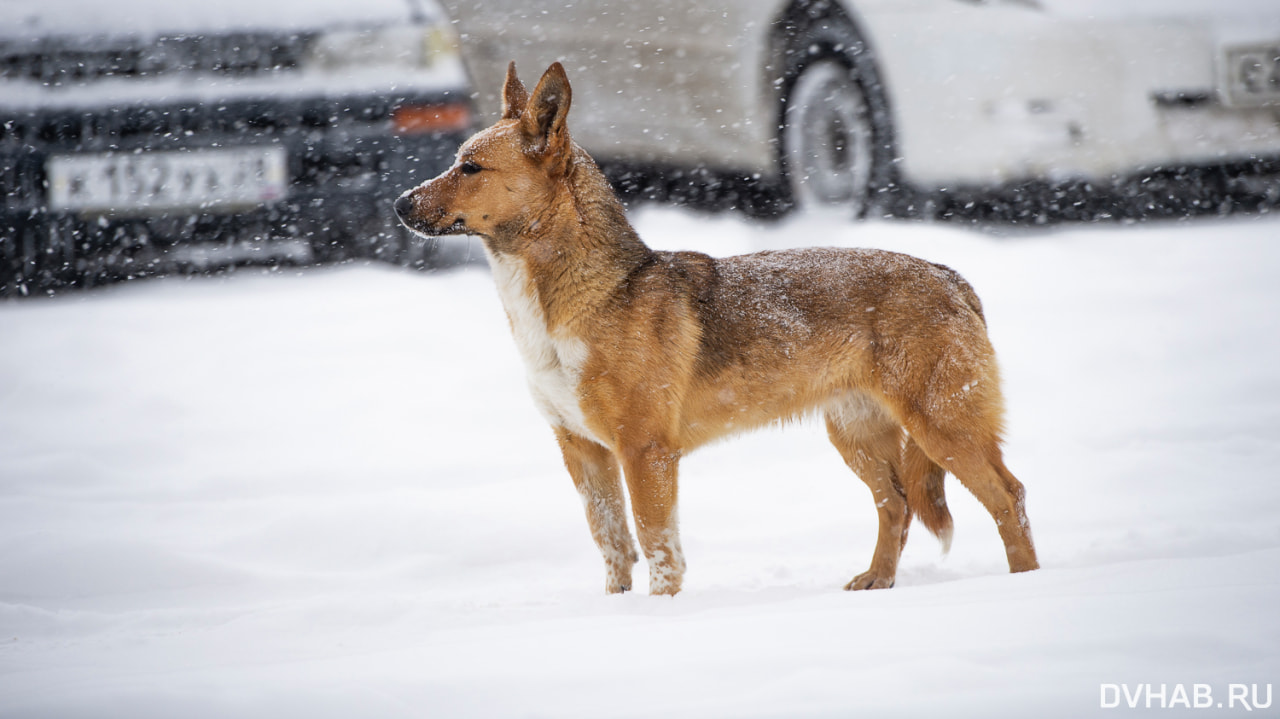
top-left (8, 221), bottom-right (84, 296)
top-left (361, 220), bottom-right (442, 271)
top-left (307, 206), bottom-right (440, 270)
top-left (391, 225), bottom-right (443, 271)
top-left (784, 59), bottom-right (875, 214)
top-left (777, 4), bottom-right (897, 218)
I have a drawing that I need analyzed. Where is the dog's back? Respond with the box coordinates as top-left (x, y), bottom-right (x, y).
top-left (620, 247), bottom-right (1000, 447)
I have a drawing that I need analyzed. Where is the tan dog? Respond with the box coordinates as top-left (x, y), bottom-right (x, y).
top-left (395, 62), bottom-right (1038, 595)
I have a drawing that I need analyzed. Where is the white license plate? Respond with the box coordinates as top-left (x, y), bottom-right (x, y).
top-left (46, 146), bottom-right (288, 215)
top-left (1222, 43), bottom-right (1280, 107)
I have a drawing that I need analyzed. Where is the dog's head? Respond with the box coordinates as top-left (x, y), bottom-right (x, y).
top-left (395, 62), bottom-right (573, 244)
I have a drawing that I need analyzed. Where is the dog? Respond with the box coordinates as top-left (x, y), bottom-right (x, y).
top-left (395, 62), bottom-right (1038, 595)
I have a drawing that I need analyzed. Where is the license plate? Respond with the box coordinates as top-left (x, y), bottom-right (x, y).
top-left (46, 146), bottom-right (288, 215)
top-left (1222, 43), bottom-right (1280, 107)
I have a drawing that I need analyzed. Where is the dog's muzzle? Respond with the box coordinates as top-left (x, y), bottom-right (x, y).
top-left (399, 190), bottom-right (465, 235)
top-left (393, 193), bottom-right (415, 222)
top-left (394, 191), bottom-right (467, 237)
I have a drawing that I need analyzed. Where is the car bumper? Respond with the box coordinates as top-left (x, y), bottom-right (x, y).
top-left (1, 91), bottom-right (469, 293)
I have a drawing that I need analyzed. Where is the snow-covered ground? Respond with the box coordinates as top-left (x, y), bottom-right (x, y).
top-left (1, 208), bottom-right (1278, 718)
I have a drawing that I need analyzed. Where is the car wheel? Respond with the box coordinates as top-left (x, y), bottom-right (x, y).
top-left (783, 58), bottom-right (876, 215)
top-left (361, 220), bottom-right (442, 271)
top-left (5, 221), bottom-right (85, 295)
top-left (392, 224), bottom-right (443, 271)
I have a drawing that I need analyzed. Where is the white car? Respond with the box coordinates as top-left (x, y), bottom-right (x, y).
top-left (441, 0), bottom-right (1280, 219)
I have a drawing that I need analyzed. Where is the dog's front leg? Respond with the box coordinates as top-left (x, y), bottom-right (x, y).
top-left (620, 439), bottom-right (686, 596)
top-left (555, 428), bottom-right (639, 593)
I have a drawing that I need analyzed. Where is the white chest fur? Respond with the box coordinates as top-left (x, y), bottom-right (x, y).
top-left (487, 253), bottom-right (601, 445)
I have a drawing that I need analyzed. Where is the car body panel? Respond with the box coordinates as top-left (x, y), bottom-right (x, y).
top-left (0, 0), bottom-right (417, 38)
top-left (1, 0), bottom-right (469, 112)
top-left (443, 0), bottom-right (1280, 190)
top-left (446, 0), bottom-right (785, 173)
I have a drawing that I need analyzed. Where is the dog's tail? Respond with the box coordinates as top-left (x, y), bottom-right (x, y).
top-left (901, 436), bottom-right (954, 553)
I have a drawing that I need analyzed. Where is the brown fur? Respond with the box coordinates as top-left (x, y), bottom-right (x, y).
top-left (396, 62), bottom-right (1038, 595)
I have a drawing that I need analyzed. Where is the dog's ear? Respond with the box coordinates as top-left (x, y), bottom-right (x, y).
top-left (501, 61), bottom-right (528, 120)
top-left (520, 62), bottom-right (572, 169)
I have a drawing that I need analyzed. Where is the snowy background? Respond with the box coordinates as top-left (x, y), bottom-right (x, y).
top-left (2, 207), bottom-right (1278, 717)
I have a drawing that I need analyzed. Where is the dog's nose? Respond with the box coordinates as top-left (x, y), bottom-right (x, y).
top-left (394, 194), bottom-right (414, 219)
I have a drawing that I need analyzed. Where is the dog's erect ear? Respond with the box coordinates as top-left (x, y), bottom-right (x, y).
top-left (520, 62), bottom-right (572, 164)
top-left (501, 61), bottom-right (528, 120)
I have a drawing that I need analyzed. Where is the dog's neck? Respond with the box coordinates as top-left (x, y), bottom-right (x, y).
top-left (490, 145), bottom-right (653, 334)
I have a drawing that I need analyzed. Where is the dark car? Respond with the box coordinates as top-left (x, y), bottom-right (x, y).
top-left (1, 0), bottom-right (472, 296)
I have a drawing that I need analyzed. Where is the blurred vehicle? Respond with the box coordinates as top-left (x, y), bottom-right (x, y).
top-left (1, 0), bottom-right (471, 296)
top-left (442, 0), bottom-right (1280, 221)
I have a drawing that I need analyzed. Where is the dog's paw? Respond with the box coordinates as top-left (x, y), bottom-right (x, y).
top-left (605, 571), bottom-right (633, 594)
top-left (648, 577), bottom-right (682, 596)
top-left (602, 544), bottom-right (638, 594)
top-left (605, 564), bottom-right (634, 594)
top-left (843, 571), bottom-right (896, 591)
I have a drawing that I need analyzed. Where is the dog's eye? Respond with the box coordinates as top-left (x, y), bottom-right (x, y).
top-left (459, 161), bottom-right (483, 175)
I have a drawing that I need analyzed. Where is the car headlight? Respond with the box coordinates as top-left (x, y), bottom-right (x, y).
top-left (304, 24), bottom-right (458, 71)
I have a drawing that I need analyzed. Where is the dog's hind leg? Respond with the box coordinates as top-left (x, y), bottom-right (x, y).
top-left (825, 397), bottom-right (910, 591)
top-left (908, 427), bottom-right (1038, 574)
top-left (556, 428), bottom-right (640, 593)
top-left (953, 448), bottom-right (1038, 573)
top-left (884, 324), bottom-right (1038, 575)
